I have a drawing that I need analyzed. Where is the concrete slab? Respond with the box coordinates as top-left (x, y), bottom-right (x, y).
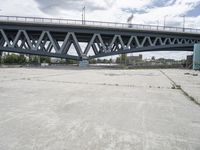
top-left (0, 68), bottom-right (200, 150)
top-left (162, 69), bottom-right (200, 104)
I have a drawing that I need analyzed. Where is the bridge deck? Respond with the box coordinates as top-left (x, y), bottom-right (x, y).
top-left (0, 15), bottom-right (200, 35)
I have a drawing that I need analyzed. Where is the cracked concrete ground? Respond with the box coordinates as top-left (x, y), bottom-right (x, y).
top-left (0, 67), bottom-right (200, 150)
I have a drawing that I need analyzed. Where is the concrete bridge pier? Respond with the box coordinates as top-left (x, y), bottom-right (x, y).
top-left (79, 60), bottom-right (89, 68)
top-left (0, 52), bottom-right (2, 64)
top-left (193, 44), bottom-right (200, 70)
top-left (79, 55), bottom-right (89, 68)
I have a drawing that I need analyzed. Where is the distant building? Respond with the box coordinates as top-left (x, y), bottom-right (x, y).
top-left (186, 55), bottom-right (193, 69)
top-left (156, 58), bottom-right (176, 65)
top-left (51, 58), bottom-right (62, 63)
top-left (127, 54), bottom-right (185, 69)
top-left (127, 54), bottom-right (143, 65)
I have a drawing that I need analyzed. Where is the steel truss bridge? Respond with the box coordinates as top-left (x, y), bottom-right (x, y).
top-left (0, 15), bottom-right (200, 61)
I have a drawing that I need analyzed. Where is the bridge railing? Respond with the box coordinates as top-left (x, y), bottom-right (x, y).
top-left (0, 15), bottom-right (200, 34)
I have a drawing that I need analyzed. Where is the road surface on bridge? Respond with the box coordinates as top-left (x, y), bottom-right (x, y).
top-left (0, 67), bottom-right (200, 150)
top-left (0, 15), bottom-right (200, 34)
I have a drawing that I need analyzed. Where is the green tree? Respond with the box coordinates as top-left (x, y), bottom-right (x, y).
top-left (29, 55), bottom-right (40, 64)
top-left (116, 54), bottom-right (128, 64)
top-left (40, 56), bottom-right (51, 64)
top-left (66, 59), bottom-right (77, 64)
top-left (89, 59), bottom-right (97, 64)
top-left (121, 54), bottom-right (128, 64)
top-left (151, 56), bottom-right (156, 61)
top-left (3, 54), bottom-right (26, 64)
top-left (18, 55), bottom-right (26, 64)
top-left (97, 59), bottom-right (102, 63)
top-left (116, 57), bottom-right (121, 64)
top-left (109, 58), bottom-right (113, 64)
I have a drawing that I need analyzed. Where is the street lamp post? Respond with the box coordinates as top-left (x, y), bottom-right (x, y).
top-left (157, 20), bottom-right (159, 30)
top-left (164, 15), bottom-right (168, 29)
top-left (157, 20), bottom-right (159, 26)
top-left (182, 15), bottom-right (186, 32)
top-left (82, 6), bottom-right (86, 25)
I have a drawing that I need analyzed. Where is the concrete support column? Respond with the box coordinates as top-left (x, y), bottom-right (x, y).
top-left (79, 54), bottom-right (89, 68)
top-left (0, 52), bottom-right (2, 64)
top-left (79, 60), bottom-right (89, 68)
top-left (193, 44), bottom-right (200, 70)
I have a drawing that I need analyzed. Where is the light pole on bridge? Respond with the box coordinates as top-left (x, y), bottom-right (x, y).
top-left (156, 20), bottom-right (160, 30)
top-left (181, 15), bottom-right (186, 32)
top-left (82, 6), bottom-right (86, 25)
top-left (164, 15), bottom-right (168, 29)
top-left (157, 20), bottom-right (160, 26)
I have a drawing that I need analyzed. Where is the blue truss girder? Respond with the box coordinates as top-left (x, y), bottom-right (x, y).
top-left (0, 22), bottom-right (200, 61)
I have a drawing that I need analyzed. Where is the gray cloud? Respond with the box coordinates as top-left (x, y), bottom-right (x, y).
top-left (121, 8), bottom-right (148, 14)
top-left (103, 0), bottom-right (117, 8)
top-left (34, 0), bottom-right (106, 15)
top-left (148, 0), bottom-right (177, 8)
top-left (121, 0), bottom-right (177, 15)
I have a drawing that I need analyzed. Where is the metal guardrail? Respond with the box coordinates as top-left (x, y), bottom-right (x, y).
top-left (0, 15), bottom-right (200, 34)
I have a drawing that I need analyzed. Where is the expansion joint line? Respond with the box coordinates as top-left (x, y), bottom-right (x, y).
top-left (159, 70), bottom-right (200, 106)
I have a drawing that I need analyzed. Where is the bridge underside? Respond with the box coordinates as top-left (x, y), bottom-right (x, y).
top-left (0, 23), bottom-right (200, 61)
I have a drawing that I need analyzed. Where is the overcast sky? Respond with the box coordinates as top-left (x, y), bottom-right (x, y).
top-left (1, 0), bottom-right (200, 59)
